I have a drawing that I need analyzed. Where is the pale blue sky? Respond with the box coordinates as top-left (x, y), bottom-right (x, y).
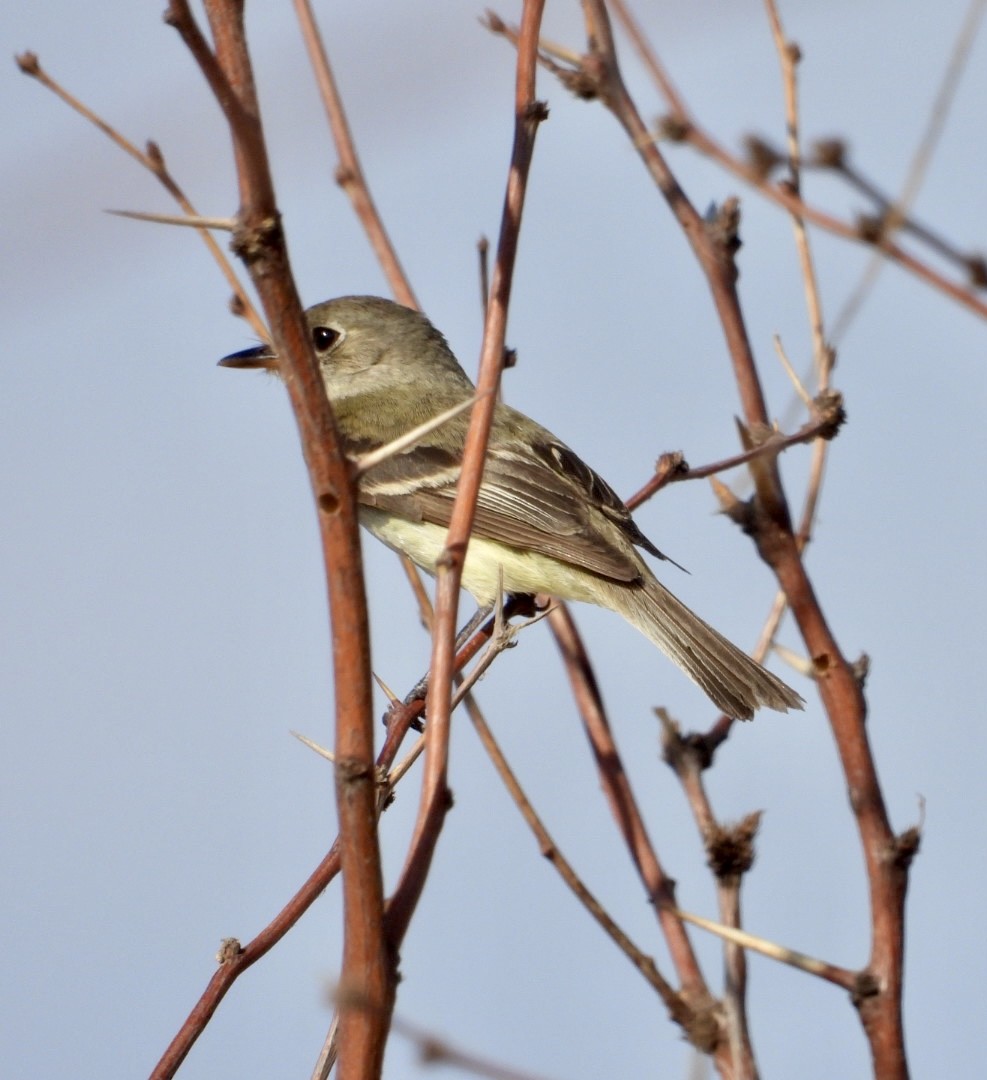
top-left (4, 2), bottom-right (986, 1077)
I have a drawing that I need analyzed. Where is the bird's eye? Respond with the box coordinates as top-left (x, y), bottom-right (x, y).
top-left (312, 326), bottom-right (340, 351)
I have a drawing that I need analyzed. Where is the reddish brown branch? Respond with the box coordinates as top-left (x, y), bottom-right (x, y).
top-left (166, 3), bottom-right (389, 1076)
top-left (151, 608), bottom-right (512, 1079)
top-left (547, 605), bottom-right (727, 1053)
top-left (624, 395), bottom-right (845, 511)
top-left (383, 0), bottom-right (547, 954)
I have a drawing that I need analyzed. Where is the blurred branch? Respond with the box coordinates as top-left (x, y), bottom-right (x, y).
top-left (490, 2), bottom-right (987, 322)
top-left (827, 0), bottom-right (987, 339)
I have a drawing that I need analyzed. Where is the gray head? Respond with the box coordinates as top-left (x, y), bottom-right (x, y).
top-left (220, 295), bottom-right (474, 404)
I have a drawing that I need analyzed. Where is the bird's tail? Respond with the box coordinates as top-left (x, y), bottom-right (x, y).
top-left (621, 578), bottom-right (804, 719)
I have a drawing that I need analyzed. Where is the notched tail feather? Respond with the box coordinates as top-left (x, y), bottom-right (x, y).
top-left (625, 580), bottom-right (805, 720)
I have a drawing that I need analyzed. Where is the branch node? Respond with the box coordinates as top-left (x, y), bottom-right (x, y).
top-left (525, 99), bottom-right (550, 123)
top-left (557, 60), bottom-right (602, 100)
top-left (703, 196), bottom-right (742, 267)
top-left (655, 113), bottom-right (691, 142)
top-left (809, 137), bottom-right (847, 169)
top-left (704, 812), bottom-right (762, 883)
top-left (15, 51), bottom-right (41, 77)
top-left (965, 254), bottom-right (987, 289)
top-left (743, 134), bottom-right (785, 180)
top-left (889, 825), bottom-right (922, 870)
top-left (215, 937), bottom-right (244, 965)
top-left (658, 708), bottom-right (717, 773)
top-left (230, 214), bottom-right (283, 269)
top-left (851, 970), bottom-right (881, 1007)
top-left (812, 388), bottom-right (847, 440)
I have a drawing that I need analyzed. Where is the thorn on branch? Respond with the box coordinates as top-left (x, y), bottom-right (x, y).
top-left (850, 651), bottom-right (870, 688)
top-left (710, 476), bottom-right (754, 534)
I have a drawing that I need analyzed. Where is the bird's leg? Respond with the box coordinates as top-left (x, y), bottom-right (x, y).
top-left (400, 593), bottom-right (538, 713)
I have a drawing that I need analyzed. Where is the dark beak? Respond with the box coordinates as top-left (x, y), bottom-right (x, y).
top-left (218, 343), bottom-right (278, 371)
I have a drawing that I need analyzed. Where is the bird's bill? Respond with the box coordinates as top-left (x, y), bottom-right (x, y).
top-left (218, 343), bottom-right (278, 371)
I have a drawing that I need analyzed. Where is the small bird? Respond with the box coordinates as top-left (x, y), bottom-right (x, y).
top-left (221, 296), bottom-right (802, 719)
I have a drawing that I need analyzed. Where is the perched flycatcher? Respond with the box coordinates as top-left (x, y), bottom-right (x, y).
top-left (221, 295), bottom-right (802, 719)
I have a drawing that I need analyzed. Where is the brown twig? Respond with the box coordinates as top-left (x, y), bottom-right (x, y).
top-left (153, 601), bottom-right (517, 1080)
top-left (500, 5), bottom-right (914, 1075)
top-left (14, 51), bottom-right (266, 340)
top-left (383, 0), bottom-right (548, 954)
top-left (585, 2), bottom-right (987, 323)
top-left (467, 681), bottom-right (696, 1034)
top-left (827, 0), bottom-right (987, 339)
top-left (623, 397), bottom-right (845, 511)
top-left (292, 0), bottom-right (417, 309)
top-left (659, 711), bottom-right (758, 1072)
top-left (547, 605), bottom-right (723, 1053)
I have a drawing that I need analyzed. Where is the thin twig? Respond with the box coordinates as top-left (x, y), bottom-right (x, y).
top-left (830, 0), bottom-right (987, 339)
top-left (584, 6), bottom-right (987, 323)
top-left (351, 391), bottom-right (492, 476)
top-left (292, 0), bottom-right (417, 309)
top-left (623, 400), bottom-right (844, 511)
top-left (671, 907), bottom-right (857, 991)
top-left (467, 681), bottom-right (696, 1033)
top-left (546, 606), bottom-right (716, 1022)
top-left (15, 51), bottom-right (265, 339)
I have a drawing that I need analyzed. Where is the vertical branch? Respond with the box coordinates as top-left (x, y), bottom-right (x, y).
top-left (384, 0), bottom-right (547, 950)
top-left (166, 3), bottom-right (389, 1077)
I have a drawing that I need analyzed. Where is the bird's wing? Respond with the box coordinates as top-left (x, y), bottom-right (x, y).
top-left (353, 425), bottom-right (671, 584)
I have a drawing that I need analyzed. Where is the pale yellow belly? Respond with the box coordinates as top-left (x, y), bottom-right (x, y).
top-left (358, 506), bottom-right (604, 606)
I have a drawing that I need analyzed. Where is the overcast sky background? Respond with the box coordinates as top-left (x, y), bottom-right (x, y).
top-left (4, 2), bottom-right (987, 1078)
